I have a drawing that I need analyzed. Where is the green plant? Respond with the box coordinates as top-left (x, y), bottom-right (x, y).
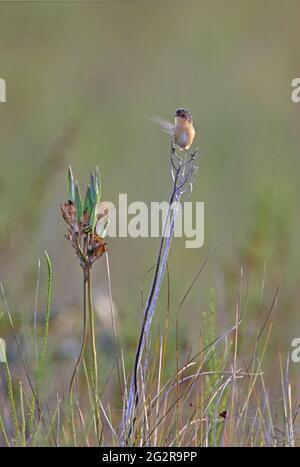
top-left (61, 166), bottom-right (110, 443)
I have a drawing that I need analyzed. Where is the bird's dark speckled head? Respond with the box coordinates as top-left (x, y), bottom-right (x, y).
top-left (175, 108), bottom-right (193, 122)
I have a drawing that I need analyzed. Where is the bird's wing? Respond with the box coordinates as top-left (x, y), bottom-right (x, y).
top-left (147, 115), bottom-right (174, 134)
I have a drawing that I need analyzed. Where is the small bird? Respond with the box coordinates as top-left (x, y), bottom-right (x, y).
top-left (149, 108), bottom-right (195, 151)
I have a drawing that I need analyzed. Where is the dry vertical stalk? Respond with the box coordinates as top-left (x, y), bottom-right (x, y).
top-left (122, 146), bottom-right (199, 444)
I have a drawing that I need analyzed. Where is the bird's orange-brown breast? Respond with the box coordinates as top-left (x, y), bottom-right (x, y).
top-left (172, 119), bottom-right (195, 150)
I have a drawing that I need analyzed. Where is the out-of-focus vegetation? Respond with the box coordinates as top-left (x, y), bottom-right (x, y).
top-left (0, 1), bottom-right (300, 446)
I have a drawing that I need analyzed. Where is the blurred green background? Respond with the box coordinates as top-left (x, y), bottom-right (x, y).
top-left (0, 1), bottom-right (300, 395)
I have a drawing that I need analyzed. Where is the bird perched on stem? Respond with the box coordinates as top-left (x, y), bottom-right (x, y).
top-left (149, 108), bottom-right (195, 151)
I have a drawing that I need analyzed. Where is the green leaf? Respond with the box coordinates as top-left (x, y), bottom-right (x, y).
top-left (95, 167), bottom-right (102, 203)
top-left (75, 182), bottom-right (83, 224)
top-left (82, 186), bottom-right (93, 232)
top-left (89, 172), bottom-right (97, 205)
top-left (0, 338), bottom-right (7, 363)
top-left (68, 166), bottom-right (75, 202)
top-left (89, 204), bottom-right (97, 232)
top-left (84, 185), bottom-right (91, 215)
